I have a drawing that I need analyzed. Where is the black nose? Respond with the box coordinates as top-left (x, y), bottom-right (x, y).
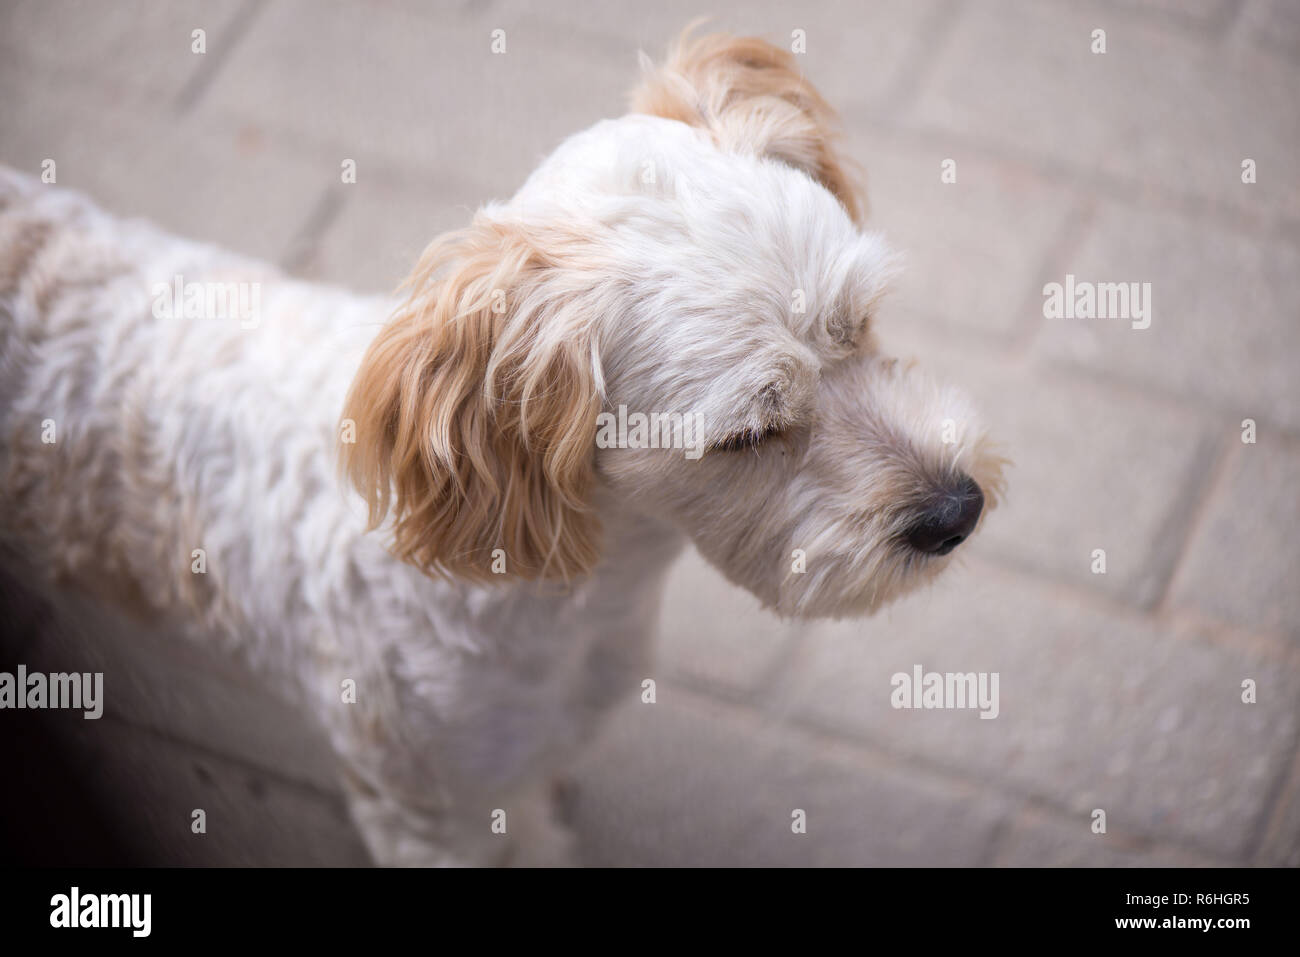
top-left (905, 476), bottom-right (984, 556)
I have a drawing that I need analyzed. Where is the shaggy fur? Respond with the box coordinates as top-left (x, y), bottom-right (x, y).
top-left (0, 28), bottom-right (1004, 865)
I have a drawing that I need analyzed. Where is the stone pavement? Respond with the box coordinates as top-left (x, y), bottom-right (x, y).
top-left (1, 0), bottom-right (1297, 866)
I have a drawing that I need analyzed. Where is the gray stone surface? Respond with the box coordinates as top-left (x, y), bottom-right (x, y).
top-left (25, 588), bottom-right (340, 792)
top-left (45, 717), bottom-right (369, 866)
top-left (1235, 0), bottom-right (1300, 60)
top-left (293, 166), bottom-right (495, 294)
top-left (0, 0), bottom-right (250, 106)
top-left (0, 60), bottom-right (329, 263)
top-left (992, 807), bottom-right (1220, 867)
top-left (908, 0), bottom-right (1300, 226)
top-left (495, 0), bottom-right (947, 117)
top-left (851, 129), bottom-right (1078, 341)
top-left (1257, 751), bottom-right (1300, 866)
top-left (1, 0), bottom-right (1295, 867)
top-left (571, 687), bottom-right (1006, 866)
top-left (1033, 202), bottom-right (1300, 435)
top-left (655, 547), bottom-right (799, 696)
top-left (194, 0), bottom-right (631, 200)
top-left (780, 562), bottom-right (1299, 859)
top-left (1170, 440), bottom-right (1300, 641)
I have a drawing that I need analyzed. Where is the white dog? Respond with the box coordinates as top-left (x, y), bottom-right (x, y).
top-left (0, 29), bottom-right (1004, 865)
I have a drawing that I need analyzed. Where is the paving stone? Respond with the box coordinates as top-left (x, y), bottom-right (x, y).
top-left (908, 0), bottom-right (1300, 225)
top-left (1033, 201), bottom-right (1300, 435)
top-left (195, 0), bottom-right (631, 201)
top-left (851, 128), bottom-right (1077, 340)
top-left (0, 60), bottom-right (329, 263)
top-left (1170, 440), bottom-right (1300, 641)
top-left (780, 561), bottom-right (1299, 859)
top-left (1109, 0), bottom-right (1237, 31)
top-left (26, 589), bottom-right (340, 792)
top-left (495, 0), bottom-right (946, 116)
top-left (1256, 751), bottom-right (1300, 866)
top-left (296, 169), bottom-right (494, 292)
top-left (1235, 0), bottom-right (1300, 60)
top-left (992, 807), bottom-right (1219, 866)
top-left (571, 689), bottom-right (1005, 866)
top-left (0, 0), bottom-right (249, 107)
top-left (655, 546), bottom-right (798, 696)
top-left (32, 717), bottom-right (368, 866)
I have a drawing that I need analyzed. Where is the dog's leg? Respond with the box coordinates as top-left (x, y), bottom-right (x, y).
top-left (341, 768), bottom-right (578, 867)
top-left (327, 664), bottom-right (581, 867)
top-left (499, 778), bottom-right (578, 867)
top-left (339, 765), bottom-right (509, 868)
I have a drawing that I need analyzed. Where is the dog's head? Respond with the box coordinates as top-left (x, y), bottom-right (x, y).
top-left (342, 27), bottom-right (1006, 618)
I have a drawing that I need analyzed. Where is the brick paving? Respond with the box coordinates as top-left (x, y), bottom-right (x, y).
top-left (1, 0), bottom-right (1296, 866)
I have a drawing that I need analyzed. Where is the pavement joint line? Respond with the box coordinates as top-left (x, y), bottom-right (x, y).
top-left (172, 0), bottom-right (267, 116)
top-left (782, 703), bottom-right (1255, 864)
top-left (876, 0), bottom-right (968, 127)
top-left (1008, 193), bottom-right (1098, 363)
top-left (90, 710), bottom-right (345, 802)
top-left (183, 100), bottom-right (523, 203)
top-left (1252, 740), bottom-right (1300, 863)
top-left (1136, 428), bottom-right (1233, 614)
top-left (849, 114), bottom-right (1300, 243)
top-left (663, 677), bottom-right (1244, 863)
top-left (989, 800), bottom-right (1233, 866)
top-left (1152, 435), bottom-right (1240, 616)
top-left (747, 620), bottom-right (817, 705)
top-left (1086, 0), bottom-right (1247, 44)
top-left (1026, 355), bottom-right (1300, 449)
top-left (658, 662), bottom-right (768, 712)
top-left (958, 553), bottom-right (1300, 666)
top-left (280, 185), bottom-right (349, 277)
top-left (1213, 0), bottom-right (1252, 45)
top-left (977, 802), bottom-right (1017, 867)
top-left (665, 675), bottom-right (1005, 797)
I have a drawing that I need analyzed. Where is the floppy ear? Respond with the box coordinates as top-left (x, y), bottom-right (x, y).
top-left (341, 217), bottom-right (604, 581)
top-left (630, 25), bottom-right (865, 223)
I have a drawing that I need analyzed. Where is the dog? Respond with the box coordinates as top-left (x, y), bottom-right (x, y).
top-left (0, 27), bottom-right (1004, 865)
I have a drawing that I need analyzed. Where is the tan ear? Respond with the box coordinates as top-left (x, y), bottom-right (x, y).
top-left (341, 218), bottom-right (603, 581)
top-left (630, 25), bottom-right (865, 223)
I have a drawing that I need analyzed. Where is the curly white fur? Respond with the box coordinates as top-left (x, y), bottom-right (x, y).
top-left (0, 30), bottom-right (1003, 866)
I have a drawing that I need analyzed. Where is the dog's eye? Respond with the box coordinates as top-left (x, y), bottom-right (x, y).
top-left (711, 423), bottom-right (782, 453)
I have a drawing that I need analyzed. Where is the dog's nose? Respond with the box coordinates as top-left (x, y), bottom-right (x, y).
top-left (905, 476), bottom-right (984, 556)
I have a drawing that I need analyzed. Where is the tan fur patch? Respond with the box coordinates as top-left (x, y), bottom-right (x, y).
top-left (341, 218), bottom-right (605, 581)
top-left (630, 25), bottom-right (866, 223)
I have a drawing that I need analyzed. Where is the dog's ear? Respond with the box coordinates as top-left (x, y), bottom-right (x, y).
top-left (341, 217), bottom-right (604, 581)
top-left (630, 25), bottom-right (865, 223)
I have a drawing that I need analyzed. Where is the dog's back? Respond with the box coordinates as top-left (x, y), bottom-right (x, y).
top-left (0, 167), bottom-right (385, 641)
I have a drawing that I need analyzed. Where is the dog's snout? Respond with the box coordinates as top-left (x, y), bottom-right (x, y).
top-left (905, 476), bottom-right (984, 556)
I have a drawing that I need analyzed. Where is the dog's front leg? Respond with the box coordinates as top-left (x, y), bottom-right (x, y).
top-left (339, 766), bottom-right (576, 867)
top-left (340, 773), bottom-right (499, 868)
top-left (326, 666), bottom-right (580, 867)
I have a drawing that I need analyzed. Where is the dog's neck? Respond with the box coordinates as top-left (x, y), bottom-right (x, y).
top-left (510, 489), bottom-right (686, 631)
top-left (368, 487), bottom-right (685, 655)
top-left (586, 488), bottom-right (687, 598)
